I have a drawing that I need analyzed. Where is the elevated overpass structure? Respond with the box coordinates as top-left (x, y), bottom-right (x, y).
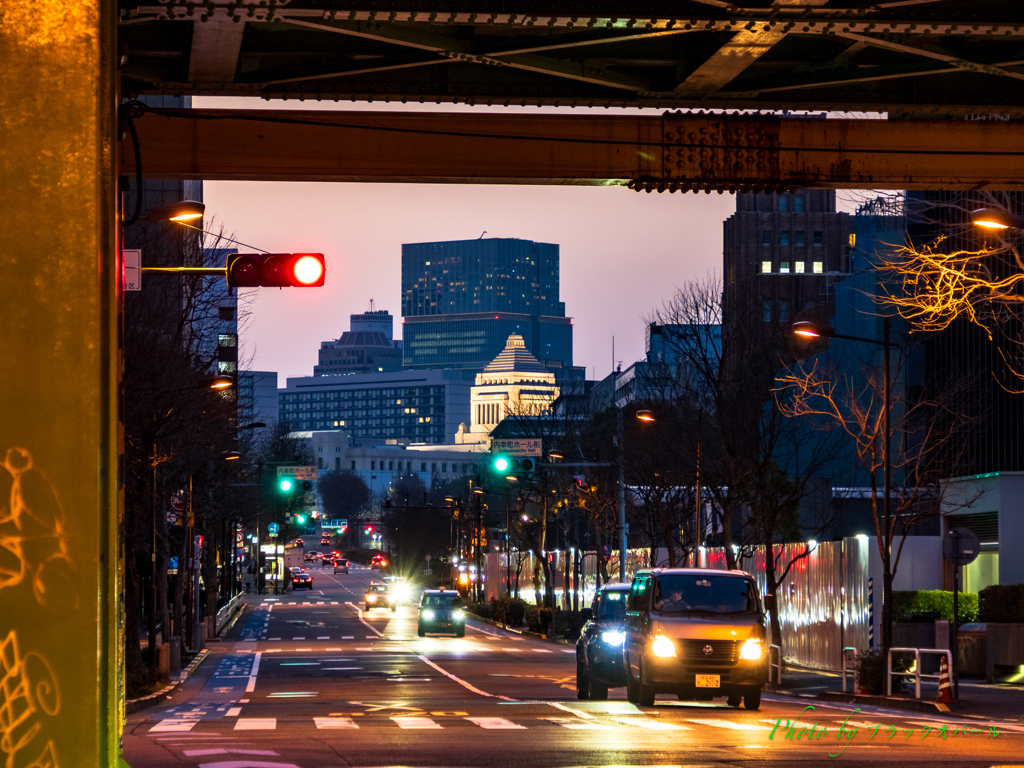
top-left (3, 2), bottom-right (1024, 765)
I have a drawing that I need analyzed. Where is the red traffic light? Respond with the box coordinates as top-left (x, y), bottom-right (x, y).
top-left (225, 253), bottom-right (326, 288)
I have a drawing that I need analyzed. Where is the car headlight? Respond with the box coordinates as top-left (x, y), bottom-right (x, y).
top-left (601, 630), bottom-right (625, 646)
top-left (452, 609), bottom-right (465, 621)
top-left (740, 638), bottom-right (764, 660)
top-left (366, 595), bottom-right (377, 602)
top-left (422, 609), bottom-right (435, 620)
top-left (651, 635), bottom-right (676, 658)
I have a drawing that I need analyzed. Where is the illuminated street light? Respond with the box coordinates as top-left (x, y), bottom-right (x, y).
top-left (140, 200), bottom-right (206, 223)
top-left (972, 207), bottom-right (1024, 230)
top-left (548, 450), bottom-right (564, 461)
top-left (636, 409), bottom-right (655, 422)
top-left (792, 320), bottom-right (834, 339)
top-left (209, 374), bottom-right (234, 390)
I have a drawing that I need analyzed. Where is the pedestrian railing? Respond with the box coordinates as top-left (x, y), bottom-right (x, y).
top-left (769, 644), bottom-right (782, 685)
top-left (841, 647), bottom-right (858, 692)
top-left (887, 647), bottom-right (953, 698)
top-left (215, 592), bottom-right (244, 635)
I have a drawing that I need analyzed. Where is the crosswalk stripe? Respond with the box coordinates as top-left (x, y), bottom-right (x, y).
top-left (543, 718), bottom-right (602, 729)
top-left (466, 717), bottom-right (526, 730)
top-left (392, 716), bottom-right (442, 729)
top-left (342, 636), bottom-right (354, 639)
top-left (317, 636), bottom-right (330, 639)
top-left (235, 718), bottom-right (276, 730)
top-left (612, 717), bottom-right (692, 731)
top-left (149, 720), bottom-right (198, 733)
top-left (686, 719), bottom-right (770, 731)
top-left (315, 717), bottom-right (359, 729)
top-left (503, 648), bottom-right (523, 652)
top-left (532, 649), bottom-right (552, 653)
top-left (225, 707), bottom-right (242, 717)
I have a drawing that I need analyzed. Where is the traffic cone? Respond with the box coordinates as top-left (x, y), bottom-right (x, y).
top-left (937, 654), bottom-right (955, 703)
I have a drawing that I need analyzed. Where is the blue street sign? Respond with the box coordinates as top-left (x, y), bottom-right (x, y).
top-left (268, 522), bottom-right (280, 534)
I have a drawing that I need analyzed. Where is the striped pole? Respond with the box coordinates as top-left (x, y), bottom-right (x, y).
top-left (868, 577), bottom-right (874, 650)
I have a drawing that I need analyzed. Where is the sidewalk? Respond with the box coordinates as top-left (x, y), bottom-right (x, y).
top-left (776, 663), bottom-right (1024, 721)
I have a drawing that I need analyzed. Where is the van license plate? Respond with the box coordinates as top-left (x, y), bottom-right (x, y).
top-left (695, 675), bottom-right (720, 688)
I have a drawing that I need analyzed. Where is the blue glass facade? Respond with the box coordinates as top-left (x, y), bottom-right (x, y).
top-left (403, 313), bottom-right (572, 375)
top-left (402, 238), bottom-right (564, 317)
top-left (401, 238), bottom-right (573, 378)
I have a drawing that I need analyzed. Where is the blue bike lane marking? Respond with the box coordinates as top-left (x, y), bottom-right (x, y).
top-left (148, 653), bottom-right (256, 720)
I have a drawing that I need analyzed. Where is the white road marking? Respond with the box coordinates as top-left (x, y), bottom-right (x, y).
top-left (503, 648), bottom-right (523, 652)
top-left (246, 650), bottom-right (262, 693)
top-left (392, 716), bottom-right (442, 729)
top-left (323, 667), bottom-right (362, 671)
top-left (686, 719), bottom-right (771, 730)
top-left (467, 717), bottom-right (526, 729)
top-left (543, 717), bottom-right (602, 729)
top-left (235, 718), bottom-right (276, 730)
top-left (415, 654), bottom-right (495, 698)
top-left (612, 717), bottom-right (692, 730)
top-left (342, 636), bottom-right (354, 640)
top-left (317, 636), bottom-right (330, 640)
top-left (532, 649), bottom-right (552, 653)
top-left (225, 707), bottom-right (242, 717)
top-left (183, 748), bottom-right (279, 756)
top-left (547, 702), bottom-right (596, 720)
top-left (292, 636), bottom-right (305, 640)
top-left (150, 720), bottom-right (198, 733)
top-left (314, 717), bottom-right (359, 729)
top-left (561, 649), bottom-right (575, 654)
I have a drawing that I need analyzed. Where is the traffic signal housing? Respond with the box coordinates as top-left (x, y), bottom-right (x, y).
top-left (227, 253), bottom-right (326, 288)
top-left (278, 477), bottom-right (313, 495)
top-left (490, 454), bottom-right (535, 479)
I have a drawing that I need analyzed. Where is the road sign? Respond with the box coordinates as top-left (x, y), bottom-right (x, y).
top-left (123, 248), bottom-right (141, 291)
top-left (277, 465), bottom-right (317, 481)
top-left (943, 528), bottom-right (980, 566)
top-left (171, 490), bottom-right (186, 511)
top-left (167, 510), bottom-right (179, 525)
top-left (491, 439), bottom-right (541, 456)
top-left (268, 522), bottom-right (280, 534)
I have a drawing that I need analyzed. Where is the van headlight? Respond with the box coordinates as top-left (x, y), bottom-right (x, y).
top-left (601, 630), bottom-right (625, 646)
top-left (651, 635), bottom-right (676, 658)
top-left (421, 609), bottom-right (435, 620)
top-left (740, 638), bottom-right (764, 660)
top-left (366, 595), bottom-right (377, 603)
top-left (452, 609), bottom-right (465, 621)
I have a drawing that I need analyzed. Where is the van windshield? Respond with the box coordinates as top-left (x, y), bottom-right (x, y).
top-left (423, 594), bottom-right (462, 608)
top-left (652, 575), bottom-right (759, 615)
top-left (598, 591), bottom-right (627, 621)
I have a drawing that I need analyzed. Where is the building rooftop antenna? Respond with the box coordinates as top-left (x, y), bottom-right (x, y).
top-left (369, 298), bottom-right (375, 311)
top-left (479, 231), bottom-right (487, 239)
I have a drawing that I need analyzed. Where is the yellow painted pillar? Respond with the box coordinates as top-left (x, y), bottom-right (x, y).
top-left (0, 1), bottom-right (122, 766)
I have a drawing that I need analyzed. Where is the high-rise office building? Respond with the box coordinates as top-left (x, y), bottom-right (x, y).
top-left (314, 308), bottom-right (403, 376)
top-left (401, 238), bottom-right (576, 381)
top-left (723, 190), bottom-right (854, 329)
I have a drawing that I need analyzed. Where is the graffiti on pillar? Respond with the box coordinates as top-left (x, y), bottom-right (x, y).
top-left (0, 630), bottom-right (60, 768)
top-left (0, 448), bottom-right (74, 610)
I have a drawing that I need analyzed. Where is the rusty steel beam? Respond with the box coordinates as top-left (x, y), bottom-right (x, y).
top-left (123, 108), bottom-right (1024, 191)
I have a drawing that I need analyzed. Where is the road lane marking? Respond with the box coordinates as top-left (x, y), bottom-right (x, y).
top-left (392, 716), bottom-right (442, 729)
top-left (342, 636), bottom-right (354, 639)
top-left (317, 636), bottom-right (330, 640)
top-left (532, 649), bottom-right (552, 653)
top-left (543, 717), bottom-right (601, 729)
top-left (415, 654), bottom-right (496, 698)
top-left (225, 708), bottom-right (242, 717)
top-left (503, 648), bottom-right (523, 652)
top-left (315, 717), bottom-right (359, 729)
top-left (182, 748), bottom-right (279, 756)
top-left (323, 667), bottom-right (362, 671)
top-left (245, 652), bottom-right (262, 693)
top-left (467, 717), bottom-right (526, 729)
top-left (292, 636), bottom-right (305, 640)
top-left (686, 719), bottom-right (771, 730)
top-left (561, 649), bottom-right (575, 653)
top-left (547, 702), bottom-right (596, 720)
top-left (612, 717), bottom-right (692, 730)
top-left (149, 720), bottom-right (198, 733)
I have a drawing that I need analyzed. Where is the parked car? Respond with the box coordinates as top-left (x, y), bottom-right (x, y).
top-left (364, 583), bottom-right (396, 611)
top-left (576, 583), bottom-right (631, 700)
top-left (622, 568), bottom-right (767, 710)
top-left (333, 558), bottom-right (349, 574)
top-left (417, 589), bottom-right (465, 637)
top-left (291, 570), bottom-right (313, 590)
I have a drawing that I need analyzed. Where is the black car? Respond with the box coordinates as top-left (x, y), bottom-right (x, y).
top-left (291, 570), bottom-right (313, 590)
top-left (576, 584), bottom-right (631, 699)
top-left (417, 590), bottom-right (465, 637)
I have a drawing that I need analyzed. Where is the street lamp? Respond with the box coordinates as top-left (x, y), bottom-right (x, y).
top-left (792, 317), bottom-right (894, 651)
top-left (140, 200), bottom-right (206, 223)
top-left (971, 207), bottom-right (1024, 231)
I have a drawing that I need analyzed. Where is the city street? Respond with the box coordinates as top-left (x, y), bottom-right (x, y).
top-left (122, 565), bottom-right (1023, 768)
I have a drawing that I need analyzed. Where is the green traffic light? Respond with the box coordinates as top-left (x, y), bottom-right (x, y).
top-left (494, 457), bottom-right (509, 472)
top-left (296, 515), bottom-right (306, 524)
top-left (280, 478), bottom-right (293, 492)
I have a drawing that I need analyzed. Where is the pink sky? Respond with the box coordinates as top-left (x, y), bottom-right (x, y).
top-left (197, 97), bottom-right (740, 382)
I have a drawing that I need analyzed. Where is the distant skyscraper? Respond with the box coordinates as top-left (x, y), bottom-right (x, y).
top-left (314, 308), bottom-right (403, 376)
top-left (401, 238), bottom-right (576, 381)
top-left (723, 190), bottom-right (853, 330)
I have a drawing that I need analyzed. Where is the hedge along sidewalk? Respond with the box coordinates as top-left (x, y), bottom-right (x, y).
top-left (467, 613), bottom-right (575, 645)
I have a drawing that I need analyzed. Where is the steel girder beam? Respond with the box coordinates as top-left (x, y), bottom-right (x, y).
top-left (123, 108), bottom-right (1024, 191)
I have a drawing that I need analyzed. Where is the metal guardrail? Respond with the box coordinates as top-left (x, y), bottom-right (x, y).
top-left (769, 644), bottom-right (782, 685)
top-left (887, 647), bottom-right (953, 699)
top-left (215, 592), bottom-right (244, 635)
top-left (841, 647), bottom-right (858, 693)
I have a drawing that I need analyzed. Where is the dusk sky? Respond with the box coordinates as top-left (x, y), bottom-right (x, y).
top-left (197, 97), bottom-right (861, 384)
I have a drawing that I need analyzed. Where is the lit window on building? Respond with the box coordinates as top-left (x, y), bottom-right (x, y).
top-left (761, 261), bottom-right (772, 274)
top-left (813, 261), bottom-right (823, 273)
top-left (780, 262), bottom-right (790, 274)
top-left (795, 262), bottom-right (805, 273)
